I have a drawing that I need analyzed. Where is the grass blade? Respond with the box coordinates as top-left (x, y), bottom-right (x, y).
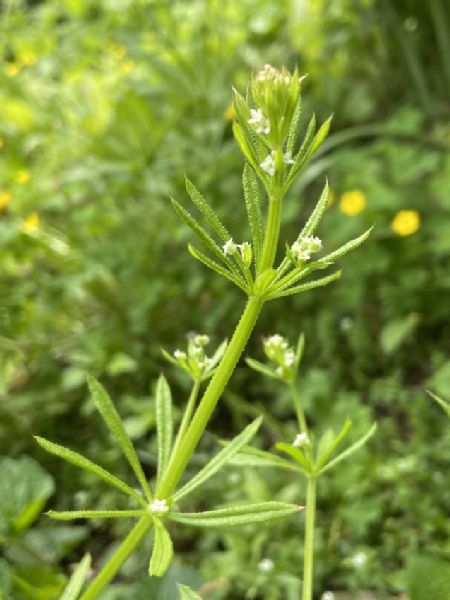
top-left (87, 375), bottom-right (152, 501)
top-left (34, 436), bottom-right (147, 507)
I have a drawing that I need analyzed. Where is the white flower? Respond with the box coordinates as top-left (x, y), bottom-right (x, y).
top-left (291, 240), bottom-right (311, 262)
top-left (283, 349), bottom-right (295, 367)
top-left (194, 334), bottom-right (210, 346)
top-left (258, 558), bottom-right (274, 573)
top-left (351, 551), bottom-right (367, 568)
top-left (299, 235), bottom-right (322, 252)
top-left (265, 334), bottom-right (288, 350)
top-left (248, 108), bottom-right (270, 135)
top-left (283, 151), bottom-right (294, 164)
top-left (293, 432), bottom-right (309, 447)
top-left (223, 238), bottom-right (237, 256)
top-left (260, 153), bottom-right (276, 177)
top-left (256, 64), bottom-right (289, 84)
top-left (321, 593), bottom-right (335, 600)
top-left (174, 350), bottom-right (187, 360)
top-left (148, 498), bottom-right (169, 514)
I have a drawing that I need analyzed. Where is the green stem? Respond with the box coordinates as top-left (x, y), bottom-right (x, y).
top-left (79, 516), bottom-right (153, 600)
top-left (302, 477), bottom-right (316, 600)
top-left (289, 382), bottom-right (308, 434)
top-left (170, 378), bottom-right (201, 462)
top-left (156, 295), bottom-right (264, 498)
top-left (258, 196), bottom-right (282, 273)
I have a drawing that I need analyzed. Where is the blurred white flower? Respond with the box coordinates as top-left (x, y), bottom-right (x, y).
top-left (149, 498), bottom-right (169, 514)
top-left (258, 558), bottom-right (274, 573)
top-left (248, 108), bottom-right (270, 135)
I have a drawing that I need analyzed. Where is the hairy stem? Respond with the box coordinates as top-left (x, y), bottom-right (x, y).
top-left (79, 516), bottom-right (153, 600)
top-left (259, 196), bottom-right (282, 273)
top-left (289, 382), bottom-right (308, 435)
top-left (302, 476), bottom-right (316, 600)
top-left (170, 378), bottom-right (201, 463)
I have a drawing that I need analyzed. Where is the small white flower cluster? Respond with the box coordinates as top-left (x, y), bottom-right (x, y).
top-left (260, 150), bottom-right (294, 177)
top-left (321, 592), bottom-right (335, 600)
top-left (172, 333), bottom-right (213, 378)
top-left (263, 334), bottom-right (296, 379)
top-left (148, 498), bottom-right (169, 514)
top-left (248, 108), bottom-right (270, 135)
top-left (222, 239), bottom-right (253, 266)
top-left (293, 432), bottom-right (310, 448)
top-left (290, 235), bottom-right (322, 262)
top-left (258, 557), bottom-right (274, 573)
top-left (256, 64), bottom-right (290, 85)
top-left (351, 551), bottom-right (367, 568)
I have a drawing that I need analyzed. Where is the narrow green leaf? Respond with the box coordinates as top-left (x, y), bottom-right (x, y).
top-left (226, 445), bottom-right (301, 472)
top-left (149, 519), bottom-right (173, 577)
top-left (34, 436), bottom-right (147, 507)
top-left (204, 339), bottom-right (227, 371)
top-left (177, 584), bottom-right (203, 600)
top-left (275, 442), bottom-right (312, 473)
top-left (245, 357), bottom-right (279, 380)
top-left (188, 244), bottom-right (248, 292)
top-left (285, 93), bottom-right (302, 155)
top-left (156, 375), bottom-right (173, 483)
top-left (319, 227), bottom-right (373, 264)
top-left (267, 271), bottom-right (342, 300)
top-left (285, 114), bottom-right (316, 188)
top-left (307, 115), bottom-right (333, 157)
top-left (185, 178), bottom-right (230, 242)
top-left (48, 510), bottom-right (146, 520)
top-left (318, 423), bottom-right (377, 475)
top-left (295, 333), bottom-right (305, 368)
top-left (428, 390), bottom-right (450, 417)
top-left (169, 502), bottom-right (301, 528)
top-left (315, 420), bottom-right (352, 471)
top-left (87, 376), bottom-right (152, 502)
top-left (300, 180), bottom-right (329, 238)
top-left (60, 553), bottom-right (91, 600)
top-left (242, 164), bottom-right (264, 267)
top-left (171, 198), bottom-right (233, 267)
top-left (232, 122), bottom-right (269, 191)
top-left (173, 416), bottom-right (263, 502)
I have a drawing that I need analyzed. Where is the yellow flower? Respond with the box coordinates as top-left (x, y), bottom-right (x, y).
top-left (0, 191), bottom-right (11, 211)
top-left (391, 210), bottom-right (420, 236)
top-left (4, 62), bottom-right (21, 77)
top-left (339, 190), bottom-right (366, 216)
top-left (14, 169), bottom-right (31, 185)
top-left (120, 60), bottom-right (135, 75)
top-left (21, 212), bottom-right (40, 233)
top-left (224, 102), bottom-right (236, 122)
top-left (19, 51), bottom-right (38, 66)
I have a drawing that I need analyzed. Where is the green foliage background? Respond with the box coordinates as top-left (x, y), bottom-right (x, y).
top-left (1, 0), bottom-right (449, 598)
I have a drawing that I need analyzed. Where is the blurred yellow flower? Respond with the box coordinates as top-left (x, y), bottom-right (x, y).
top-left (391, 210), bottom-right (420, 236)
top-left (0, 191), bottom-right (11, 211)
top-left (19, 51), bottom-right (38, 66)
top-left (21, 212), bottom-right (40, 233)
top-left (224, 102), bottom-right (236, 122)
top-left (15, 169), bottom-right (31, 184)
top-left (4, 62), bottom-right (21, 77)
top-left (339, 190), bottom-right (366, 216)
top-left (120, 60), bottom-right (135, 75)
top-left (327, 188), bottom-right (336, 206)
top-left (107, 42), bottom-right (127, 60)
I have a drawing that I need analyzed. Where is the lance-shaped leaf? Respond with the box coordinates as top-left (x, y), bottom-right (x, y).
top-left (428, 390), bottom-right (450, 417)
top-left (318, 422), bottom-right (377, 475)
top-left (48, 509), bottom-right (146, 520)
top-left (243, 164), bottom-right (264, 267)
top-left (314, 420), bottom-right (352, 471)
top-left (170, 501), bottom-right (301, 528)
top-left (156, 375), bottom-right (173, 483)
top-left (226, 445), bottom-right (301, 472)
top-left (188, 244), bottom-right (248, 292)
top-left (201, 339), bottom-right (228, 380)
top-left (245, 357), bottom-right (279, 380)
top-left (173, 416), bottom-right (263, 502)
top-left (185, 178), bottom-right (230, 242)
top-left (306, 115), bottom-right (333, 158)
top-left (34, 436), bottom-right (147, 507)
top-left (285, 114), bottom-right (316, 188)
top-left (275, 442), bottom-right (312, 474)
top-left (177, 584), bottom-right (203, 600)
top-left (300, 180), bottom-right (329, 238)
top-left (171, 198), bottom-right (238, 274)
top-left (267, 271), bottom-right (342, 300)
top-left (149, 519), bottom-right (173, 577)
top-left (285, 90), bottom-right (303, 155)
top-left (271, 260), bottom-right (332, 296)
top-left (318, 227), bottom-right (373, 265)
top-left (87, 376), bottom-right (152, 501)
top-left (232, 122), bottom-right (270, 192)
top-left (60, 553), bottom-right (91, 600)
